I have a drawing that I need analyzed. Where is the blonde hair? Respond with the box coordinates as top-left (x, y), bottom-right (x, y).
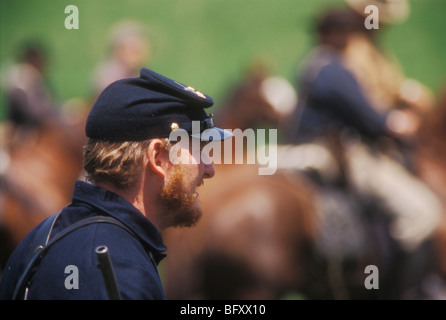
top-left (83, 138), bottom-right (173, 190)
top-left (83, 139), bottom-right (147, 190)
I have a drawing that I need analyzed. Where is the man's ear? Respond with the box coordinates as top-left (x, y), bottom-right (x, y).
top-left (146, 139), bottom-right (170, 179)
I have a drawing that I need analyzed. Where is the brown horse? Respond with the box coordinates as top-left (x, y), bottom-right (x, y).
top-left (163, 165), bottom-right (318, 299)
top-left (413, 83), bottom-right (446, 283)
top-left (162, 66), bottom-right (321, 299)
top-left (162, 66), bottom-right (446, 300)
top-left (0, 105), bottom-right (88, 270)
top-left (161, 65), bottom-right (389, 300)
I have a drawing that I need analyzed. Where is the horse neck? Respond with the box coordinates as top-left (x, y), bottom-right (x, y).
top-left (214, 105), bottom-right (247, 131)
top-left (214, 70), bottom-right (270, 131)
top-left (417, 92), bottom-right (446, 155)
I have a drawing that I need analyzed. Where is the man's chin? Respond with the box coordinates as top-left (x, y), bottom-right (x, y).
top-left (174, 207), bottom-right (202, 228)
top-left (186, 201), bottom-right (203, 225)
top-left (160, 198), bottom-right (203, 229)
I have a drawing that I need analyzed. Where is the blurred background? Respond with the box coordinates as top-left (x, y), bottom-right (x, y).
top-left (1, 0), bottom-right (445, 117)
top-left (1, 0), bottom-right (446, 300)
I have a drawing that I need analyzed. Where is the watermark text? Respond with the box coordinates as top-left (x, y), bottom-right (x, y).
top-left (169, 123), bottom-right (277, 175)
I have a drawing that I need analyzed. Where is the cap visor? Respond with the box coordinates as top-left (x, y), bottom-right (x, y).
top-left (191, 127), bottom-right (233, 141)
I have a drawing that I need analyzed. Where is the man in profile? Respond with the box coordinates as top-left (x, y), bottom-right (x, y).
top-left (0, 68), bottom-right (232, 299)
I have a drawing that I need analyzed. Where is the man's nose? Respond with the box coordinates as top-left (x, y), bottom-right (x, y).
top-left (203, 162), bottom-right (215, 179)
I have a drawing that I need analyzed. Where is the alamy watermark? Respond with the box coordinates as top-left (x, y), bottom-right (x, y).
top-left (364, 264), bottom-right (379, 290)
top-left (364, 5), bottom-right (379, 30)
top-left (64, 5), bottom-right (79, 30)
top-left (168, 122), bottom-right (278, 176)
top-left (63, 5), bottom-right (379, 31)
top-left (64, 265), bottom-right (79, 290)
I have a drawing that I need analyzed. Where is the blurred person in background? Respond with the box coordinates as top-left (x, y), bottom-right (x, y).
top-left (283, 3), bottom-right (444, 298)
top-left (3, 42), bottom-right (59, 135)
top-left (343, 0), bottom-right (435, 166)
top-left (286, 0), bottom-right (434, 166)
top-left (91, 20), bottom-right (152, 98)
top-left (285, 8), bottom-right (393, 145)
top-left (345, 0), bottom-right (434, 120)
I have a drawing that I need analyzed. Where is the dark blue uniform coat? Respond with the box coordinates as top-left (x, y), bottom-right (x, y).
top-left (285, 46), bottom-right (389, 144)
top-left (0, 180), bottom-right (167, 299)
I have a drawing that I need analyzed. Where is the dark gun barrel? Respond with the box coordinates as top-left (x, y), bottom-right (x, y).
top-left (95, 245), bottom-right (122, 300)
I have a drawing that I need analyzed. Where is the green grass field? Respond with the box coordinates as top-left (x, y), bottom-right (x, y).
top-left (1, 0), bottom-right (445, 121)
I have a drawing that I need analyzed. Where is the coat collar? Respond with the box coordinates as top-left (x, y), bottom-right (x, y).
top-left (70, 180), bottom-right (167, 263)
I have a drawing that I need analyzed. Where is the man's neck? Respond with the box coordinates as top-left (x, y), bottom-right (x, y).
top-left (95, 181), bottom-right (162, 230)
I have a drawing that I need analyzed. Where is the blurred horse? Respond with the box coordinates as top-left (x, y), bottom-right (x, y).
top-left (162, 65), bottom-right (389, 300)
top-left (162, 66), bottom-right (446, 300)
top-left (413, 84), bottom-right (446, 286)
top-left (0, 104), bottom-right (87, 271)
top-left (162, 65), bottom-right (322, 299)
top-left (278, 82), bottom-right (446, 299)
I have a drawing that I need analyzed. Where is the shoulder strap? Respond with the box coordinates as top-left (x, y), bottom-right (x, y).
top-left (12, 214), bottom-right (137, 300)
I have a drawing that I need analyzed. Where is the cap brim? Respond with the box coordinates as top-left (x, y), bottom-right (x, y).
top-left (191, 127), bottom-right (233, 141)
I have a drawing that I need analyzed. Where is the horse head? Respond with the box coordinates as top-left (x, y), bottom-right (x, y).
top-left (214, 64), bottom-right (297, 131)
